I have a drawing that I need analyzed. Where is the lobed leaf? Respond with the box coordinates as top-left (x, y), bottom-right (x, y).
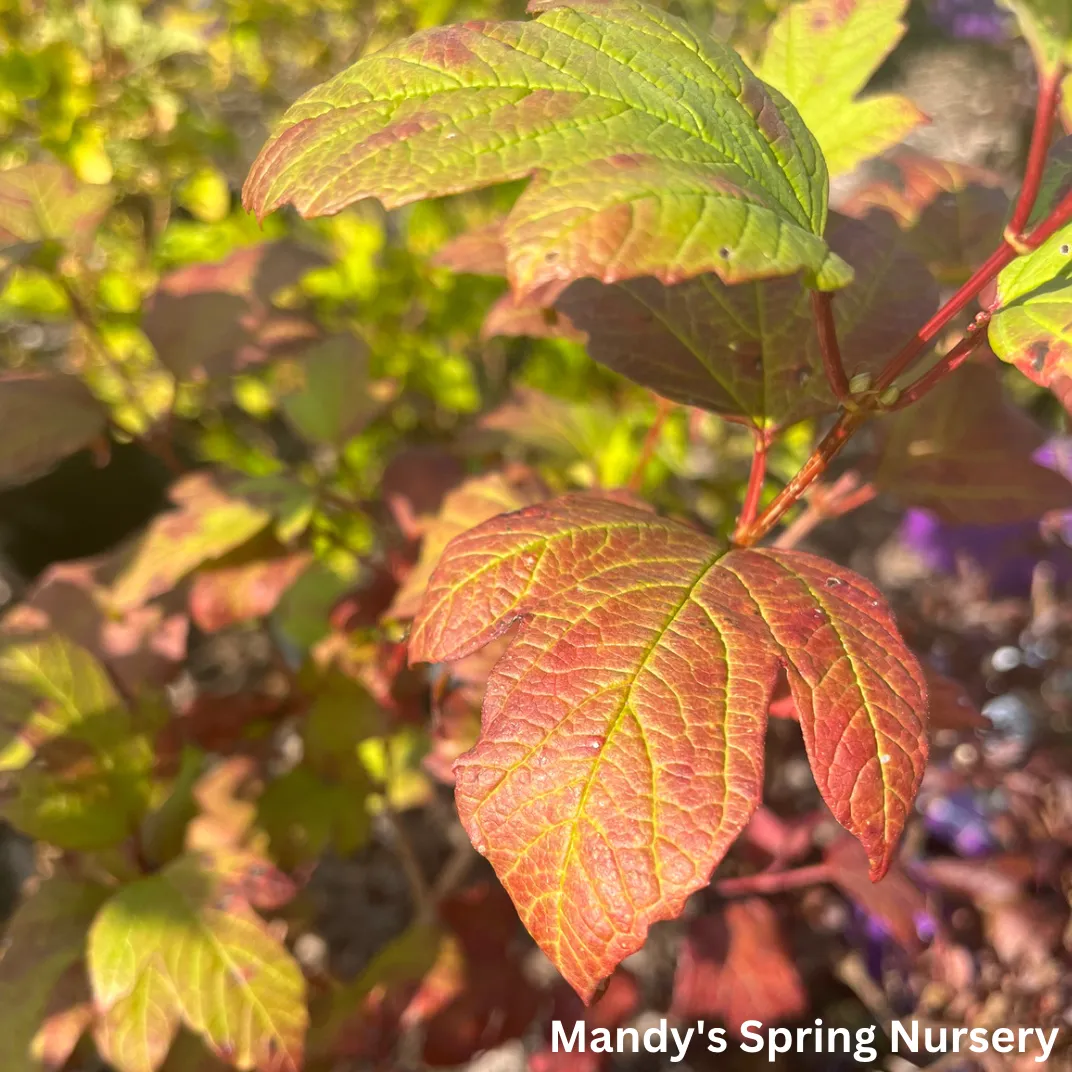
top-left (88, 851), bottom-right (306, 1072)
top-left (876, 361), bottom-right (1072, 523)
top-left (755, 0), bottom-right (926, 179)
top-left (110, 473), bottom-right (272, 611)
top-left (0, 372), bottom-right (109, 487)
top-left (409, 494), bottom-right (927, 999)
top-left (555, 213), bottom-right (938, 429)
top-left (989, 139), bottom-right (1072, 413)
top-left (243, 0), bottom-right (853, 296)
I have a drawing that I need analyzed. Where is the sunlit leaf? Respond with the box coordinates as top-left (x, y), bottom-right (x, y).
top-left (989, 139), bottom-right (1072, 413)
top-left (0, 162), bottom-right (113, 254)
top-left (755, 0), bottom-right (926, 178)
top-left (875, 361), bottom-right (1072, 523)
top-left (409, 493), bottom-right (927, 998)
top-left (190, 552), bottom-right (312, 632)
top-left (0, 372), bottom-right (108, 487)
top-left (556, 213), bottom-right (938, 429)
top-left (243, 0), bottom-right (854, 296)
top-left (389, 469), bottom-right (547, 619)
top-left (111, 473), bottom-right (272, 611)
top-left (0, 876), bottom-right (107, 1072)
top-left (88, 851), bottom-right (306, 1072)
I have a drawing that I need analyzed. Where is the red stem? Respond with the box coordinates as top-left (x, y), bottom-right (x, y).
top-left (890, 319), bottom-right (991, 409)
top-left (628, 396), bottom-right (673, 492)
top-left (1006, 67), bottom-right (1064, 238)
top-left (716, 862), bottom-right (833, 897)
top-left (734, 411), bottom-right (865, 546)
top-left (811, 290), bottom-right (849, 401)
top-left (1021, 186), bottom-right (1072, 250)
top-left (733, 430), bottom-right (769, 541)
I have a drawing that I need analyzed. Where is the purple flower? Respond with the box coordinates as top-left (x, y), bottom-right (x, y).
top-left (924, 0), bottom-right (1013, 43)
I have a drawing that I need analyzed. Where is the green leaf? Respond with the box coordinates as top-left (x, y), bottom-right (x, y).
top-left (0, 372), bottom-right (109, 487)
top-left (409, 493), bottom-right (927, 999)
top-left (555, 213), bottom-right (938, 429)
top-left (278, 336), bottom-right (381, 446)
top-left (755, 0), bottom-right (926, 179)
top-left (243, 0), bottom-right (853, 295)
top-left (0, 162), bottom-right (113, 254)
top-left (998, 0), bottom-right (1072, 75)
top-left (88, 851), bottom-right (307, 1072)
top-left (0, 876), bottom-right (107, 1072)
top-left (989, 139), bottom-right (1072, 410)
top-left (111, 473), bottom-right (272, 611)
top-left (0, 632), bottom-right (121, 772)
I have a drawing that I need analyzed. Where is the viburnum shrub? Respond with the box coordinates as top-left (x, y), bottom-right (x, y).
top-left (241, 0), bottom-right (1072, 999)
top-left (1, 0), bottom-right (1072, 1069)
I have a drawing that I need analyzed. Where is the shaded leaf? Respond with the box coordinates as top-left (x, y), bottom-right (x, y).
top-left (670, 900), bottom-right (806, 1036)
top-left (0, 162), bottom-right (113, 253)
top-left (111, 473), bottom-right (272, 611)
top-left (840, 148), bottom-right (1009, 284)
top-left (825, 836), bottom-right (928, 953)
top-left (556, 213), bottom-right (938, 429)
top-left (190, 553), bottom-right (312, 632)
top-left (388, 469), bottom-right (547, 620)
top-left (874, 360), bottom-right (1072, 523)
top-left (0, 372), bottom-right (109, 487)
top-left (88, 851), bottom-right (306, 1072)
top-left (142, 242), bottom-right (322, 381)
top-left (0, 876), bottom-right (107, 1072)
top-left (997, 0), bottom-right (1072, 74)
top-left (989, 139), bottom-right (1072, 412)
top-left (756, 0), bottom-right (926, 178)
top-left (243, 0), bottom-right (853, 296)
top-left (924, 665), bottom-right (989, 732)
top-left (277, 335), bottom-right (384, 446)
top-left (409, 493), bottom-right (927, 998)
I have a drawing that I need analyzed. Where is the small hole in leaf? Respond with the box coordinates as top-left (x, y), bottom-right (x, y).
top-left (825, 577), bottom-right (842, 587)
top-left (1061, 244), bottom-right (1070, 255)
top-left (718, 247), bottom-right (730, 258)
top-left (544, 250), bottom-right (559, 263)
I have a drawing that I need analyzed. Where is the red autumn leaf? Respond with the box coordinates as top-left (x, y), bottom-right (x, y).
top-left (874, 359), bottom-right (1072, 523)
top-left (142, 242), bottom-right (323, 381)
top-left (671, 900), bottom-right (806, 1036)
top-left (388, 468), bottom-right (547, 620)
top-left (924, 665), bottom-right (989, 732)
top-left (409, 493), bottom-right (927, 998)
top-left (190, 552), bottom-right (312, 632)
top-left (380, 446), bottom-right (466, 541)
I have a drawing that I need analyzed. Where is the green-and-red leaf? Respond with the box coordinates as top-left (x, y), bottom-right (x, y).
top-left (409, 494), bottom-right (926, 999)
top-left (243, 0), bottom-right (853, 296)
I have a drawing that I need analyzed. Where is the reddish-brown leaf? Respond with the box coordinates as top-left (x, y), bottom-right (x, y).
top-left (671, 901), bottom-right (806, 1036)
top-left (0, 372), bottom-right (109, 486)
top-left (839, 148), bottom-right (1009, 283)
top-left (142, 242), bottom-right (323, 381)
top-left (190, 553), bottom-right (312, 632)
top-left (874, 360), bottom-right (1072, 523)
top-left (409, 494), bottom-right (927, 998)
top-left (825, 836), bottom-right (928, 952)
